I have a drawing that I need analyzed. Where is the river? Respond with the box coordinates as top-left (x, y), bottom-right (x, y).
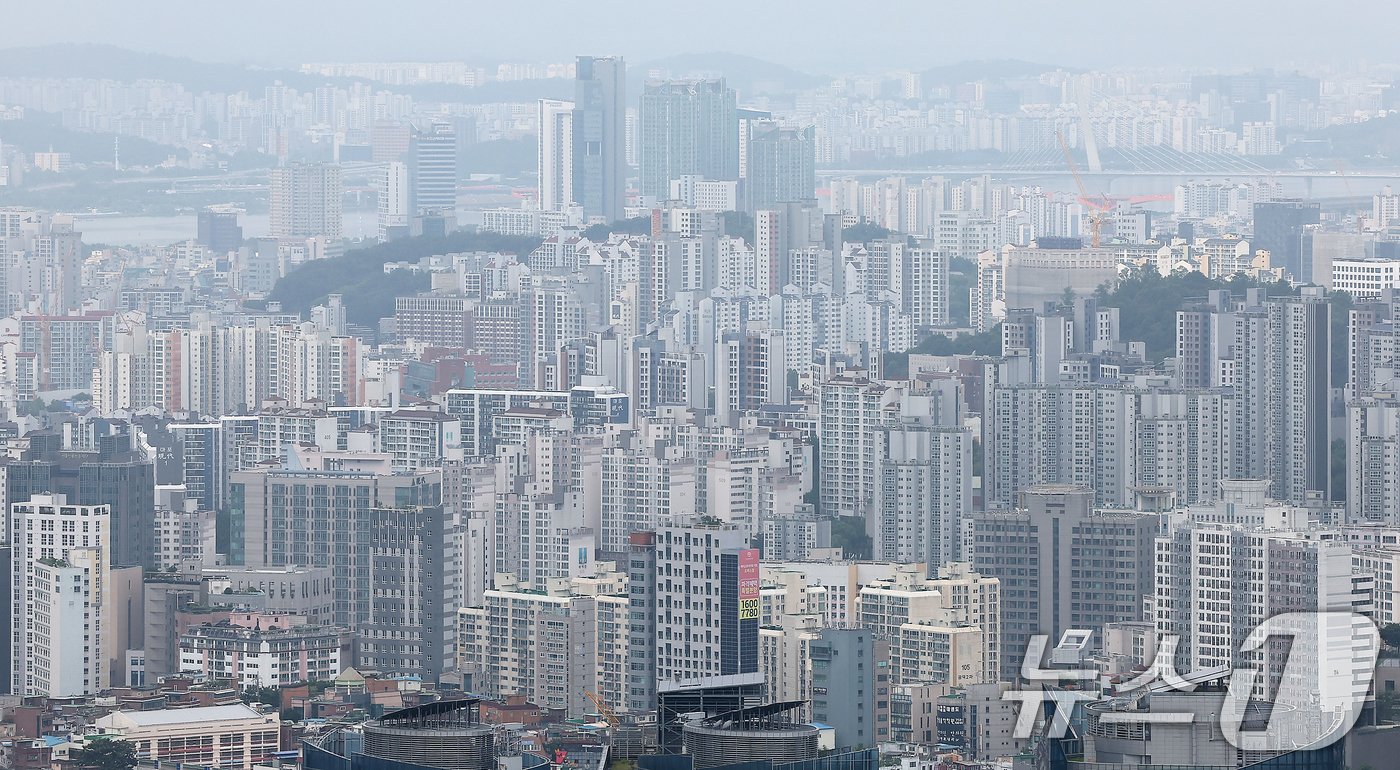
top-left (73, 210), bottom-right (381, 248)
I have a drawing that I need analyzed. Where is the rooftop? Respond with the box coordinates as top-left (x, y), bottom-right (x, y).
top-left (107, 703), bottom-right (264, 727)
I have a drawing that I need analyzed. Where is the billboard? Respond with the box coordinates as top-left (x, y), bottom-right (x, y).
top-left (738, 548), bottom-right (760, 620)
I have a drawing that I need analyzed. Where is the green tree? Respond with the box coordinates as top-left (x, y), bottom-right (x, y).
top-left (842, 220), bottom-right (892, 243)
top-left (719, 211), bottom-right (755, 244)
top-left (268, 229), bottom-right (543, 325)
top-left (829, 515), bottom-right (872, 559)
top-left (1380, 623), bottom-right (1400, 651)
top-left (241, 685), bottom-right (282, 709)
top-left (1093, 266), bottom-right (1306, 363)
top-left (583, 217), bottom-right (652, 241)
top-left (885, 325), bottom-right (1003, 379)
top-left (948, 257), bottom-right (976, 326)
top-left (71, 739), bottom-right (137, 770)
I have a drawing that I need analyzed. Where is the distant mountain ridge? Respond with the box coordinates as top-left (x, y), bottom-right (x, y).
top-left (634, 52), bottom-right (827, 95)
top-left (0, 44), bottom-right (571, 103)
top-left (920, 58), bottom-right (1069, 85)
top-left (0, 44), bottom-right (1072, 104)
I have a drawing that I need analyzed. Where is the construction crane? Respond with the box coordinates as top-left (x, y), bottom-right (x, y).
top-left (1058, 131), bottom-right (1114, 247)
top-left (585, 691), bottom-right (620, 728)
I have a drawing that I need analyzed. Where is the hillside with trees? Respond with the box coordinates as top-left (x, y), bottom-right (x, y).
top-left (268, 230), bottom-right (542, 325)
top-left (887, 267), bottom-right (1353, 382)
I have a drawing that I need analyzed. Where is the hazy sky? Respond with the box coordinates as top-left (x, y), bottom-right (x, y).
top-left (15, 0), bottom-right (1398, 73)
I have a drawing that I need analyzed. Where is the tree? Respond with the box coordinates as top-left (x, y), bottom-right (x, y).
top-left (582, 217), bottom-right (651, 241)
top-left (842, 220), bottom-right (892, 244)
top-left (948, 257), bottom-right (976, 326)
top-left (71, 739), bottom-right (137, 770)
top-left (1093, 266), bottom-right (1302, 363)
top-left (719, 211), bottom-right (755, 244)
top-left (1379, 623), bottom-right (1400, 651)
top-left (242, 684), bottom-right (282, 709)
top-left (829, 515), bottom-right (872, 559)
top-left (268, 229), bottom-right (543, 325)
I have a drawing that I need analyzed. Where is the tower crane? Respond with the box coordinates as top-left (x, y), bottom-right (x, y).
top-left (585, 691), bottom-right (620, 728)
top-left (1058, 131), bottom-right (1114, 247)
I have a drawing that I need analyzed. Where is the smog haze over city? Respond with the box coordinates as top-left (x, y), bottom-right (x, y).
top-left (2, 3), bottom-right (1400, 770)
top-left (13, 0), bottom-right (1400, 69)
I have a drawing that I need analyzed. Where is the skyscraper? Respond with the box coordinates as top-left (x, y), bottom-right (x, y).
top-left (653, 524), bottom-right (759, 689)
top-left (810, 629), bottom-right (886, 749)
top-left (231, 468), bottom-right (456, 679)
top-left (196, 207), bottom-right (243, 254)
top-left (872, 422), bottom-right (971, 571)
top-left (572, 56), bottom-right (626, 222)
top-left (1253, 199), bottom-right (1320, 280)
top-left (638, 79), bottom-right (739, 200)
top-left (409, 122), bottom-right (457, 215)
top-left (1175, 287), bottom-right (1330, 503)
top-left (378, 161), bottom-right (410, 241)
top-left (538, 99), bottom-right (575, 212)
top-left (970, 485), bottom-right (1157, 681)
top-left (746, 121), bottom-right (815, 213)
top-left (10, 495), bottom-right (111, 696)
top-left (269, 162), bottom-right (342, 242)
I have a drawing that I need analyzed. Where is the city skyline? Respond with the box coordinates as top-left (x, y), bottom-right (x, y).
top-left (1, 7), bottom-right (1399, 770)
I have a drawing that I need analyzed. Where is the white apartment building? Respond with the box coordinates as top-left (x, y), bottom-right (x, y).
top-left (762, 561), bottom-right (917, 627)
top-left (1155, 507), bottom-right (1367, 698)
top-left (594, 592), bottom-right (631, 712)
top-left (986, 384), bottom-right (1139, 508)
top-left (760, 570), bottom-right (831, 625)
top-left (856, 562), bottom-right (1000, 685)
top-left (10, 494), bottom-right (111, 697)
top-left (654, 525), bottom-right (759, 688)
top-left (458, 571), bottom-right (618, 716)
top-left (1374, 188), bottom-right (1400, 229)
top-left (600, 449), bottom-right (698, 553)
top-left (1333, 258), bottom-right (1400, 299)
top-left (759, 613), bottom-right (822, 721)
top-left (154, 505), bottom-right (217, 569)
top-left (872, 422), bottom-right (971, 570)
top-left (817, 373), bottom-right (893, 517)
top-left (178, 613), bottom-right (345, 687)
top-left (538, 99), bottom-right (574, 212)
top-left (378, 409), bottom-right (462, 471)
top-left (255, 404), bottom-right (340, 462)
top-left (378, 161), bottom-right (409, 240)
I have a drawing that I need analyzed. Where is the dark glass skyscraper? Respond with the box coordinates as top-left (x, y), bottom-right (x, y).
top-left (1253, 198), bottom-right (1320, 281)
top-left (572, 56), bottom-right (627, 222)
top-left (746, 121), bottom-right (816, 213)
top-left (195, 207), bottom-right (242, 254)
top-left (1, 430), bottom-right (155, 569)
top-left (638, 79), bottom-right (738, 200)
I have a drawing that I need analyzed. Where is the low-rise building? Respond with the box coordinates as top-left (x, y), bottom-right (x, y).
top-left (92, 703), bottom-right (281, 770)
top-left (178, 612), bottom-right (348, 687)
